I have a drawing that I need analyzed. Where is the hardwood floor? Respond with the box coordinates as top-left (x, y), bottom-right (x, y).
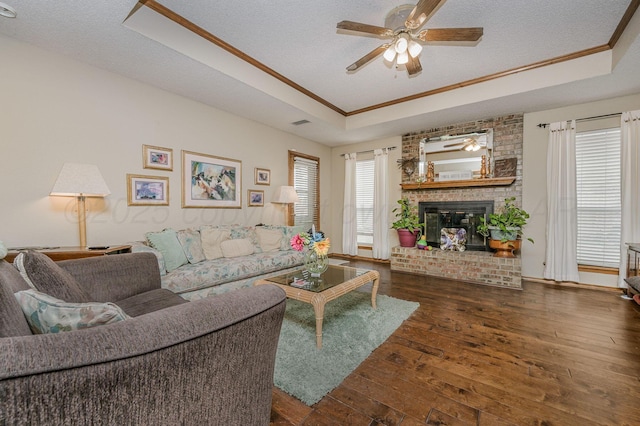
top-left (270, 260), bottom-right (640, 425)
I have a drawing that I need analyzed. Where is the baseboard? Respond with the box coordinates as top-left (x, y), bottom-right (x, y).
top-left (523, 276), bottom-right (622, 293)
top-left (330, 253), bottom-right (390, 264)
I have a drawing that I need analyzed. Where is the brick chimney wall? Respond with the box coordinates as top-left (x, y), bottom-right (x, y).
top-left (400, 113), bottom-right (524, 208)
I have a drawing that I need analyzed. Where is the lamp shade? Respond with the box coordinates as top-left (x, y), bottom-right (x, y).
top-left (50, 163), bottom-right (111, 197)
top-left (271, 186), bottom-right (299, 203)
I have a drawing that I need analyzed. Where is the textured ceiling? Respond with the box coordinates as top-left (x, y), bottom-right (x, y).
top-left (1, 0), bottom-right (639, 145)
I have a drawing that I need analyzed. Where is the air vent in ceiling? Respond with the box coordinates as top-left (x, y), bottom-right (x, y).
top-left (291, 119), bottom-right (310, 126)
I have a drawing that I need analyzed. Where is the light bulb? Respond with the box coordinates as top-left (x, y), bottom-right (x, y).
top-left (397, 51), bottom-right (409, 65)
top-left (395, 35), bottom-right (408, 53)
top-left (383, 44), bottom-right (397, 62)
top-left (408, 40), bottom-right (422, 58)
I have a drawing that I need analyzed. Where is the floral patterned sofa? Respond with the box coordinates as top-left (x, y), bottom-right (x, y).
top-left (131, 224), bottom-right (305, 300)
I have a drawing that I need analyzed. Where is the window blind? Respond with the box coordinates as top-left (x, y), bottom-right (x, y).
top-left (293, 156), bottom-right (319, 230)
top-left (356, 159), bottom-right (374, 245)
top-left (575, 127), bottom-right (621, 268)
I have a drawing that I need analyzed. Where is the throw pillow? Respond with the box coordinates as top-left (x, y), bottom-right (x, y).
top-left (255, 227), bottom-right (283, 252)
top-left (220, 238), bottom-right (255, 258)
top-left (14, 289), bottom-right (130, 334)
top-left (13, 251), bottom-right (92, 303)
top-left (200, 227), bottom-right (231, 260)
top-left (146, 229), bottom-right (189, 273)
top-left (0, 240), bottom-right (7, 259)
top-left (176, 229), bottom-right (206, 264)
top-left (230, 226), bottom-right (262, 253)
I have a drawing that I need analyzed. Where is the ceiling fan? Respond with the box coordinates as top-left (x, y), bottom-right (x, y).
top-left (337, 0), bottom-right (483, 76)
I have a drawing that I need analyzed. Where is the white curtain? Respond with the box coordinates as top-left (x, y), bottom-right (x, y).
top-left (373, 148), bottom-right (390, 260)
top-left (544, 120), bottom-right (580, 282)
top-left (619, 110), bottom-right (640, 287)
top-left (342, 153), bottom-right (358, 256)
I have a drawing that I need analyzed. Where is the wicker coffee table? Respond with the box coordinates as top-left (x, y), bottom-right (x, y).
top-left (255, 264), bottom-right (379, 348)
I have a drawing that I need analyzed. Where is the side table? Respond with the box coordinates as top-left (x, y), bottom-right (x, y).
top-left (4, 245), bottom-right (132, 263)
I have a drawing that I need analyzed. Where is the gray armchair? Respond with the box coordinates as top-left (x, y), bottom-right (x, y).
top-left (0, 253), bottom-right (286, 425)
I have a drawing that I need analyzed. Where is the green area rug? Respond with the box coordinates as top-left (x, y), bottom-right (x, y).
top-left (274, 291), bottom-right (419, 405)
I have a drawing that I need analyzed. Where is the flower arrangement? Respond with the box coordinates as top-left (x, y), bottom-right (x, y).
top-left (290, 226), bottom-right (330, 256)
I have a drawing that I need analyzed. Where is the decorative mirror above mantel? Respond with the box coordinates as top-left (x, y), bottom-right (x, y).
top-left (419, 129), bottom-right (493, 181)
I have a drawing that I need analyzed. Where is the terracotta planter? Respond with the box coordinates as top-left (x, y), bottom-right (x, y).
top-left (488, 239), bottom-right (521, 258)
top-left (397, 229), bottom-right (420, 247)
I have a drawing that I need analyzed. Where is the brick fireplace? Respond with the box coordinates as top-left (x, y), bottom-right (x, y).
top-left (390, 114), bottom-right (524, 289)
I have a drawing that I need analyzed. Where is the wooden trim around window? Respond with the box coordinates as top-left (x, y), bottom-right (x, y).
top-left (288, 150), bottom-right (320, 228)
top-left (578, 265), bottom-right (619, 275)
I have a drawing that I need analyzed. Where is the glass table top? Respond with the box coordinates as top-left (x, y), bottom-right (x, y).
top-left (263, 264), bottom-right (370, 293)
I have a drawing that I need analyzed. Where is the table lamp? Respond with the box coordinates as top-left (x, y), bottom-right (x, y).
top-left (271, 186), bottom-right (299, 226)
top-left (50, 163), bottom-right (111, 248)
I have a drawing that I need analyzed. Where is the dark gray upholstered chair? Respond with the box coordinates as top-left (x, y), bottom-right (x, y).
top-left (0, 252), bottom-right (286, 425)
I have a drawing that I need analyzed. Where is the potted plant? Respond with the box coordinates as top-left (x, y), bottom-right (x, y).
top-left (392, 198), bottom-right (421, 247)
top-left (477, 197), bottom-right (533, 257)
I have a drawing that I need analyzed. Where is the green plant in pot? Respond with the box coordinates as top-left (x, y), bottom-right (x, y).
top-left (392, 198), bottom-right (421, 247)
top-left (477, 197), bottom-right (533, 256)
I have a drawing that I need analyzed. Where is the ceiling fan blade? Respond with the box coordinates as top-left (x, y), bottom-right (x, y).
top-left (417, 27), bottom-right (484, 42)
top-left (405, 0), bottom-right (444, 30)
top-left (346, 44), bottom-right (389, 72)
top-left (406, 54), bottom-right (422, 76)
top-left (443, 141), bottom-right (466, 148)
top-left (337, 20), bottom-right (394, 38)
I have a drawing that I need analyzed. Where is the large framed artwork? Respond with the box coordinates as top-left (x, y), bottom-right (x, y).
top-left (126, 174), bottom-right (169, 206)
top-left (182, 150), bottom-right (242, 208)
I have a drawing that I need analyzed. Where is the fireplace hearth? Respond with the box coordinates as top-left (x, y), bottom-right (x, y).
top-left (418, 201), bottom-right (494, 251)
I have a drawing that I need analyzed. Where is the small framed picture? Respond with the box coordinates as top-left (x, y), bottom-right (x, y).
top-left (143, 145), bottom-right (173, 171)
top-left (255, 168), bottom-right (270, 185)
top-left (248, 189), bottom-right (264, 207)
top-left (127, 174), bottom-right (169, 206)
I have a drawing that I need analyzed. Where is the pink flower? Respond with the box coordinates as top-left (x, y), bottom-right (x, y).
top-left (290, 234), bottom-right (306, 251)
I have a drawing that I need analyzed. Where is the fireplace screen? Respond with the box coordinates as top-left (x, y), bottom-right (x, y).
top-left (419, 201), bottom-right (494, 251)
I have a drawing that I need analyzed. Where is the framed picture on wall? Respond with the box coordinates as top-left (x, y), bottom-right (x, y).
top-left (182, 150), bottom-right (242, 208)
top-left (255, 168), bottom-right (270, 185)
top-left (127, 174), bottom-right (169, 206)
top-left (143, 145), bottom-right (173, 171)
top-left (248, 189), bottom-right (264, 207)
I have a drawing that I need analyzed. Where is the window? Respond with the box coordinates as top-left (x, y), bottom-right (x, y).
top-left (575, 127), bottom-right (621, 268)
top-left (356, 158), bottom-right (374, 245)
top-left (289, 151), bottom-right (319, 230)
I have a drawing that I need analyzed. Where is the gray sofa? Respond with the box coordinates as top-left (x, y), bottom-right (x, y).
top-left (0, 252), bottom-right (286, 425)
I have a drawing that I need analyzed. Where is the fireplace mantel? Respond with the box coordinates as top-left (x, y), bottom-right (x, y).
top-left (401, 176), bottom-right (515, 190)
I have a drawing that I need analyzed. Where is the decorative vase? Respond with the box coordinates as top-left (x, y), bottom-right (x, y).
top-left (488, 227), bottom-right (519, 241)
top-left (397, 229), bottom-right (420, 247)
top-left (488, 238), bottom-right (521, 258)
top-left (304, 250), bottom-right (329, 277)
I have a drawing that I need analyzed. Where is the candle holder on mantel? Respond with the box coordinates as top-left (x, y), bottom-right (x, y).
top-left (480, 155), bottom-right (487, 178)
top-left (426, 161), bottom-right (435, 182)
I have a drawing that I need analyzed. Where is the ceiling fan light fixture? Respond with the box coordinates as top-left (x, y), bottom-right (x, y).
top-left (397, 51), bottom-right (409, 65)
top-left (383, 44), bottom-right (397, 62)
top-left (408, 40), bottom-right (422, 58)
top-left (395, 33), bottom-right (409, 53)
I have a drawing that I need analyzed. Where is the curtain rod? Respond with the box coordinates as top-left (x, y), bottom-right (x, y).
top-left (340, 146), bottom-right (397, 157)
top-left (537, 112), bottom-right (622, 128)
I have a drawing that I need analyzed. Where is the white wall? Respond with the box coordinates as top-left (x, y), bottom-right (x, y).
top-left (522, 92), bottom-right (640, 287)
top-left (0, 35), bottom-right (330, 248)
top-left (330, 137), bottom-right (402, 257)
